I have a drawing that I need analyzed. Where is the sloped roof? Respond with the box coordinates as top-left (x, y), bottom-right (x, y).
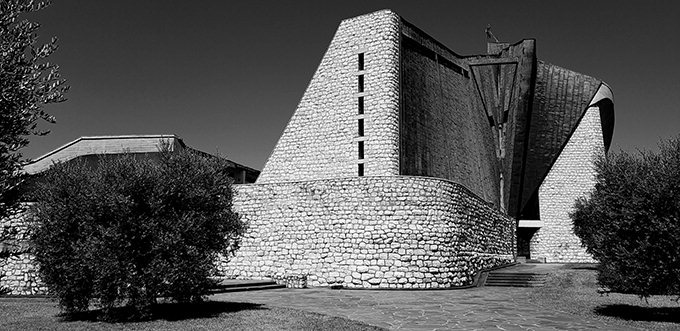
top-left (23, 135), bottom-right (183, 175)
top-left (518, 61), bottom-right (614, 214)
top-left (23, 134), bottom-right (260, 176)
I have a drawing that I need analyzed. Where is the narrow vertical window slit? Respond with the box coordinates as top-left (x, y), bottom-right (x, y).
top-left (358, 141), bottom-right (364, 159)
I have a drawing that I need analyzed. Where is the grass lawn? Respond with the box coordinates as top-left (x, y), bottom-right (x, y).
top-left (529, 264), bottom-right (680, 330)
top-left (0, 298), bottom-right (386, 330)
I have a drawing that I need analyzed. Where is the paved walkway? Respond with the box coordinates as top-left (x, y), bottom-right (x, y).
top-left (211, 285), bottom-right (635, 330)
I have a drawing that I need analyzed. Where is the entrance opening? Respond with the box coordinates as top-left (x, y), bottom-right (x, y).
top-left (517, 227), bottom-right (538, 259)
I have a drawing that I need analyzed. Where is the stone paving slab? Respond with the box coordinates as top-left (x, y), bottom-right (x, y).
top-left (210, 286), bottom-right (638, 330)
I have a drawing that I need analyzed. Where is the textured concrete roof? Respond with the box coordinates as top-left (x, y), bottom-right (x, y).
top-left (23, 134), bottom-right (183, 175)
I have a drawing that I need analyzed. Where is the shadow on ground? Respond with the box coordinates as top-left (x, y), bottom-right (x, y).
top-left (564, 263), bottom-right (598, 270)
top-left (595, 304), bottom-right (680, 323)
top-left (61, 301), bottom-right (265, 323)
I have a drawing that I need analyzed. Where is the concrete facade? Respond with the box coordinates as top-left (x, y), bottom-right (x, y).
top-left (400, 28), bottom-right (500, 206)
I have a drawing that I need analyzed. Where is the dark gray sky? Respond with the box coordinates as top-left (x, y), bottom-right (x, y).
top-left (23, 0), bottom-right (680, 169)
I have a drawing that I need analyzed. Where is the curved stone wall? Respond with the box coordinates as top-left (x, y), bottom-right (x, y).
top-left (219, 176), bottom-right (515, 288)
top-left (2, 176), bottom-right (514, 294)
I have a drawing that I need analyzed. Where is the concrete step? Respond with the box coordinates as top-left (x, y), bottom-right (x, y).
top-left (484, 272), bottom-right (547, 287)
top-left (486, 275), bottom-right (547, 280)
top-left (485, 279), bottom-right (546, 284)
top-left (485, 283), bottom-right (545, 287)
top-left (209, 279), bottom-right (286, 293)
top-left (485, 278), bottom-right (545, 283)
top-left (209, 283), bottom-right (286, 293)
top-left (484, 279), bottom-right (546, 284)
top-left (486, 272), bottom-right (548, 276)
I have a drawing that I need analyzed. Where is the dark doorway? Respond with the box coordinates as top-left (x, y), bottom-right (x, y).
top-left (517, 227), bottom-right (537, 259)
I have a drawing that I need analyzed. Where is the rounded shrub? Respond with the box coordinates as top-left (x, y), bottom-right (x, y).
top-left (30, 147), bottom-right (245, 319)
top-left (572, 136), bottom-right (680, 298)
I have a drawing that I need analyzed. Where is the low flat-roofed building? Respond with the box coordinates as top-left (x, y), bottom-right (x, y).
top-left (22, 134), bottom-right (259, 184)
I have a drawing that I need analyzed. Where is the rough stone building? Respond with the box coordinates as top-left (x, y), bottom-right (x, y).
top-left (220, 9), bottom-right (614, 287)
top-left (1, 10), bottom-right (614, 294)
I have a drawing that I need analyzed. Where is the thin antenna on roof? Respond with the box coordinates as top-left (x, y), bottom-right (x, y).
top-left (485, 24), bottom-right (500, 43)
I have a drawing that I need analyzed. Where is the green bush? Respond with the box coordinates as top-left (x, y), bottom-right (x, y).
top-left (30, 147), bottom-right (245, 319)
top-left (572, 136), bottom-right (680, 298)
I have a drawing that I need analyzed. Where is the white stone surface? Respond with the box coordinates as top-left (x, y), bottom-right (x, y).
top-left (532, 106), bottom-right (604, 262)
top-left (257, 10), bottom-right (401, 183)
top-left (1, 208), bottom-right (47, 296)
top-left (219, 176), bottom-right (515, 289)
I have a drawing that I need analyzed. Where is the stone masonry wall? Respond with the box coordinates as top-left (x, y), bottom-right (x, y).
top-left (0, 208), bottom-right (46, 295)
top-left (2, 176), bottom-right (515, 294)
top-left (257, 10), bottom-right (401, 183)
top-left (532, 106), bottom-right (603, 262)
top-left (219, 176), bottom-right (516, 288)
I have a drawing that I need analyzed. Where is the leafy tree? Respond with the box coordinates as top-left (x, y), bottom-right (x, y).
top-left (30, 147), bottom-right (245, 320)
top-left (572, 136), bottom-right (680, 299)
top-left (1, 0), bottom-right (68, 220)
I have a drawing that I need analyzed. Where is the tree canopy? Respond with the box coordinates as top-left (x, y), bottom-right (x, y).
top-left (1, 0), bottom-right (68, 219)
top-left (572, 136), bottom-right (680, 299)
top-left (31, 147), bottom-right (245, 320)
